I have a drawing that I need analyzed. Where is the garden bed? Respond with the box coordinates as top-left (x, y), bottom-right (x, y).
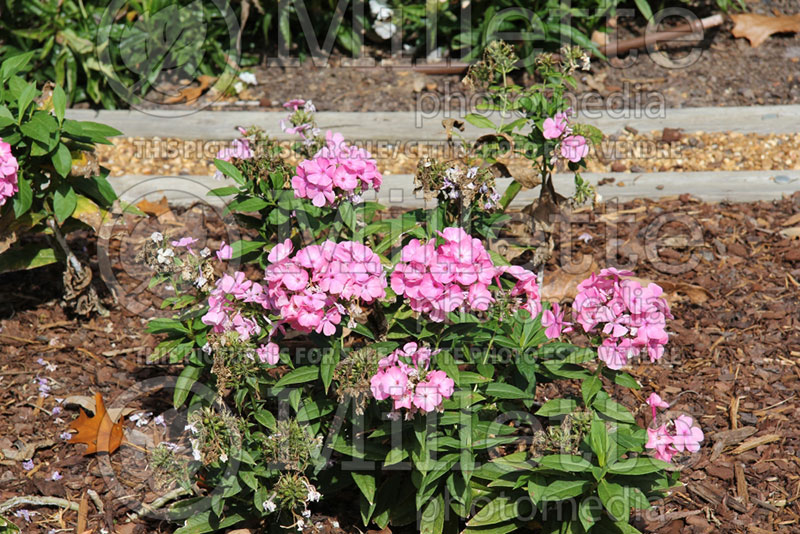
top-left (1, 192), bottom-right (798, 533)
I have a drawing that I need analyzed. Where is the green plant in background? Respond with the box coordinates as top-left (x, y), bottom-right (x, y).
top-left (0, 52), bottom-right (121, 314)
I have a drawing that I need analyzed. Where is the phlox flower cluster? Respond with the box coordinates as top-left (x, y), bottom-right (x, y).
top-left (391, 227), bottom-right (543, 323)
top-left (541, 110), bottom-right (588, 163)
top-left (292, 131), bottom-right (382, 207)
top-left (0, 139), bottom-right (19, 206)
top-left (369, 342), bottom-right (454, 416)
top-left (572, 268), bottom-right (672, 370)
top-left (201, 271), bottom-right (269, 341)
top-left (264, 239), bottom-right (387, 336)
top-left (645, 393), bottom-right (704, 462)
top-left (214, 127), bottom-right (253, 180)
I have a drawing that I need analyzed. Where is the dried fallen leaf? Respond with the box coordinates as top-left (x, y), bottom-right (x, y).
top-left (163, 75), bottom-right (216, 104)
top-left (68, 392), bottom-right (124, 455)
top-left (779, 226), bottom-right (800, 239)
top-left (731, 13), bottom-right (800, 47)
top-left (541, 260), bottom-right (599, 302)
top-left (136, 196), bottom-right (170, 217)
top-left (781, 213), bottom-right (800, 227)
top-left (441, 118), bottom-right (464, 141)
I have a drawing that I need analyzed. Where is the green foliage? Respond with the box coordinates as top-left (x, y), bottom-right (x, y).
top-left (0, 52), bottom-right (120, 276)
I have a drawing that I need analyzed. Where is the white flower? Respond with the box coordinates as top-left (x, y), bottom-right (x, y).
top-left (233, 81), bottom-right (245, 94)
top-left (130, 412), bottom-right (152, 427)
top-left (373, 20), bottom-right (397, 40)
top-left (296, 519), bottom-right (305, 531)
top-left (219, 452), bottom-right (228, 462)
top-left (306, 486), bottom-right (321, 502)
top-left (304, 100), bottom-right (316, 113)
top-left (578, 232), bottom-right (593, 243)
top-left (151, 232), bottom-right (164, 243)
top-left (202, 343), bottom-right (212, 355)
top-left (238, 71), bottom-right (257, 85)
top-left (184, 422), bottom-right (200, 435)
top-left (369, 0), bottom-right (393, 20)
top-left (154, 415), bottom-right (166, 426)
top-left (190, 439), bottom-right (202, 461)
top-left (263, 496), bottom-right (277, 513)
top-left (200, 247), bottom-right (211, 258)
top-left (302, 509), bottom-right (311, 518)
top-left (157, 248), bottom-right (174, 264)
top-left (195, 275), bottom-right (207, 288)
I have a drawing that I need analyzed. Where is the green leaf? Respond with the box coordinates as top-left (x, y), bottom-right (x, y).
top-left (351, 472), bottom-right (377, 505)
top-left (578, 496), bottom-right (602, 531)
top-left (17, 83), bottom-right (37, 119)
top-left (420, 493), bottom-right (446, 534)
top-left (608, 457), bottom-right (671, 476)
top-left (485, 382), bottom-right (529, 400)
top-left (589, 417), bottom-right (611, 467)
top-left (253, 409), bottom-right (277, 431)
top-left (274, 366), bottom-right (319, 387)
top-left (52, 143), bottom-right (72, 177)
top-left (174, 364), bottom-right (202, 408)
top-left (53, 184), bottom-right (77, 223)
top-left (208, 186), bottom-right (240, 197)
top-left (538, 454), bottom-right (593, 473)
top-left (172, 511), bottom-right (245, 534)
top-left (230, 240), bottom-right (265, 259)
top-left (464, 112), bottom-right (496, 130)
top-left (0, 51), bottom-right (34, 81)
top-left (0, 513), bottom-right (20, 533)
top-left (466, 496), bottom-right (516, 527)
top-left (598, 480), bottom-right (629, 523)
top-left (593, 397), bottom-right (636, 424)
top-left (227, 197), bottom-right (268, 213)
top-left (321, 344), bottom-right (339, 393)
top-left (214, 158), bottom-right (244, 185)
top-left (74, 120), bottom-right (122, 141)
top-left (581, 375), bottom-right (602, 406)
top-left (12, 175), bottom-right (32, 217)
top-left (52, 85), bottom-right (66, 124)
top-left (535, 398), bottom-right (578, 417)
top-left (633, 0), bottom-right (654, 21)
top-left (0, 245), bottom-right (58, 274)
top-left (539, 479), bottom-right (590, 502)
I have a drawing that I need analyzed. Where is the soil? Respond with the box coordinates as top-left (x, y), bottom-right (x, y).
top-left (1, 191), bottom-right (799, 533)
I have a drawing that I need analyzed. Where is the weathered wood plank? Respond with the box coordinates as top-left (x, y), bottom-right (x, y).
top-left (107, 170), bottom-right (800, 209)
top-left (66, 105), bottom-right (800, 140)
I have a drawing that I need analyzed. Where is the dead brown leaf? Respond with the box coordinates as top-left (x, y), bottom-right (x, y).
top-left (163, 75), bottom-right (216, 104)
top-left (67, 392), bottom-right (124, 455)
top-left (441, 118), bottom-right (464, 141)
top-left (541, 260), bottom-right (599, 302)
top-left (136, 196), bottom-right (171, 217)
top-left (781, 213), bottom-right (800, 227)
top-left (731, 13), bottom-right (800, 47)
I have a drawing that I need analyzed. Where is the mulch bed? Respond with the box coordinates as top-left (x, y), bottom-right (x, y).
top-left (0, 192), bottom-right (798, 533)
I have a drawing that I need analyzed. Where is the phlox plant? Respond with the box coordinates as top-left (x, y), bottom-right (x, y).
top-left (143, 47), bottom-right (702, 534)
top-left (0, 52), bottom-right (122, 314)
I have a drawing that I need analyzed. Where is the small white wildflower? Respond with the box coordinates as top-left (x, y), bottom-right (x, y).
top-left (151, 232), bottom-right (164, 243)
top-left (296, 519), bottom-right (305, 531)
top-left (184, 422), bottom-right (200, 435)
top-left (466, 166), bottom-right (478, 179)
top-left (238, 71), bottom-right (257, 85)
top-left (304, 100), bottom-right (316, 113)
top-left (233, 80), bottom-right (245, 94)
top-left (219, 452), bottom-right (228, 462)
top-left (263, 496), bottom-right (277, 513)
top-left (369, 0), bottom-right (393, 20)
top-left (306, 485), bottom-right (321, 502)
top-left (200, 247), bottom-right (211, 258)
top-left (302, 509), bottom-right (311, 518)
top-left (202, 343), bottom-right (212, 355)
top-left (195, 275), bottom-right (207, 288)
top-left (154, 414), bottom-right (166, 426)
top-left (190, 439), bottom-right (202, 461)
top-left (578, 232), bottom-right (593, 243)
top-left (157, 248), bottom-right (174, 264)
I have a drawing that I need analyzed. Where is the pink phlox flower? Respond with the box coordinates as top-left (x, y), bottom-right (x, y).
top-left (171, 237), bottom-right (198, 255)
top-left (671, 415), bottom-right (704, 453)
top-left (541, 302), bottom-right (573, 339)
top-left (216, 241), bottom-right (233, 261)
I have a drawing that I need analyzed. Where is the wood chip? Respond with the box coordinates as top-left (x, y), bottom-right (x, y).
top-left (731, 434), bottom-right (781, 455)
top-left (735, 463), bottom-right (749, 505)
top-left (76, 492), bottom-right (88, 534)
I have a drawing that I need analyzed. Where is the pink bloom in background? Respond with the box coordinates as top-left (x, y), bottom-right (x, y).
top-left (291, 131), bottom-right (382, 207)
top-left (541, 302), bottom-right (573, 339)
top-left (0, 139), bottom-right (19, 207)
top-left (646, 392), bottom-right (670, 420)
top-left (216, 241), bottom-right (233, 261)
top-left (560, 135), bottom-right (589, 162)
top-left (171, 237), bottom-right (198, 255)
top-left (573, 268), bottom-right (672, 369)
top-left (369, 343), bottom-right (454, 416)
top-left (214, 135), bottom-right (253, 180)
top-left (542, 112), bottom-right (569, 139)
top-left (283, 99), bottom-right (306, 111)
